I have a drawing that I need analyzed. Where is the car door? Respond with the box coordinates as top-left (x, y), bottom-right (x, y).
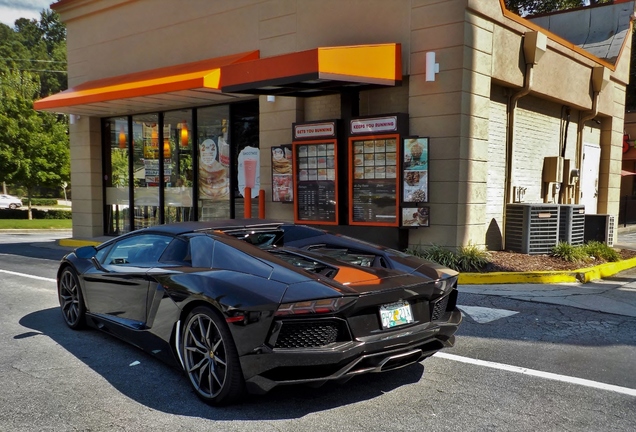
top-left (82, 233), bottom-right (172, 329)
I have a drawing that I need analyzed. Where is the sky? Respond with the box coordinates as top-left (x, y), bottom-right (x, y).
top-left (0, 0), bottom-right (52, 27)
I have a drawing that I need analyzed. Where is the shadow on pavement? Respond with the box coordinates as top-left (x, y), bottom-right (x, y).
top-left (18, 307), bottom-right (425, 420)
top-left (0, 240), bottom-right (69, 262)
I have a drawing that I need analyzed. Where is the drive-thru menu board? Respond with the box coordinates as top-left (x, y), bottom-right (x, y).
top-left (293, 138), bottom-right (339, 225)
top-left (348, 132), bottom-right (400, 226)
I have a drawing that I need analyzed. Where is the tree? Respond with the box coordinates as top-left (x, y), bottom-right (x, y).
top-left (0, 11), bottom-right (69, 219)
top-left (0, 70), bottom-right (69, 218)
top-left (504, 0), bottom-right (611, 16)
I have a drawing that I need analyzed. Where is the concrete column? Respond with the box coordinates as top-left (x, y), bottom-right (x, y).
top-left (259, 95), bottom-right (304, 221)
top-left (408, 0), bottom-right (491, 249)
top-left (69, 116), bottom-right (103, 238)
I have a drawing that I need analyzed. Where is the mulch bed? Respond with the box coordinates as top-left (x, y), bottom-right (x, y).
top-left (481, 249), bottom-right (636, 273)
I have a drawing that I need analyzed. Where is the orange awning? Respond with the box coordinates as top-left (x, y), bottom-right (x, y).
top-left (34, 51), bottom-right (259, 117)
top-left (222, 43), bottom-right (402, 96)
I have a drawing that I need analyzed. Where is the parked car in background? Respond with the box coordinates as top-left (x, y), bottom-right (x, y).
top-left (57, 220), bottom-right (461, 405)
top-left (0, 194), bottom-right (22, 209)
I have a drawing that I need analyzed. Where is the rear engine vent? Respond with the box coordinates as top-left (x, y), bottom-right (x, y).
top-left (431, 290), bottom-right (457, 321)
top-left (274, 320), bottom-right (346, 348)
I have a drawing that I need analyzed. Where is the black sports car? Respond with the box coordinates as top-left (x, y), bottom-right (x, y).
top-left (57, 219), bottom-right (461, 405)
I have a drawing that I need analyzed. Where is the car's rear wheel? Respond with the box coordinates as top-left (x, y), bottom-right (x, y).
top-left (58, 267), bottom-right (86, 329)
top-left (9, 204), bottom-right (16, 209)
top-left (181, 306), bottom-right (245, 405)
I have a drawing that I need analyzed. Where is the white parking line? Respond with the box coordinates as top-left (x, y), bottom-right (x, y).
top-left (435, 352), bottom-right (636, 397)
top-left (0, 269), bottom-right (56, 283)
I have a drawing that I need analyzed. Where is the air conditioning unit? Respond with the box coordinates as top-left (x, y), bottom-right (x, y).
top-left (584, 214), bottom-right (615, 247)
top-left (558, 204), bottom-right (585, 246)
top-left (505, 203), bottom-right (560, 255)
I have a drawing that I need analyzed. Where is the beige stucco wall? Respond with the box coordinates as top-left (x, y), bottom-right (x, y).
top-left (53, 0), bottom-right (631, 248)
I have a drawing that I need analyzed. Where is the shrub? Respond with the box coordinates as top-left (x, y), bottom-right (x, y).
top-left (456, 244), bottom-right (490, 272)
top-left (408, 244), bottom-right (459, 270)
top-left (584, 241), bottom-right (620, 262)
top-left (551, 242), bottom-right (588, 263)
top-left (0, 208), bottom-right (71, 220)
top-left (21, 198), bottom-right (58, 206)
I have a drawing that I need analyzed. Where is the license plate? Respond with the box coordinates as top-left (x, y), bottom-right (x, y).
top-left (379, 301), bottom-right (414, 329)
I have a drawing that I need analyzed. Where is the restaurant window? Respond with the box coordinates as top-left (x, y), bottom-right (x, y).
top-left (132, 113), bottom-right (160, 230)
top-left (163, 110), bottom-right (194, 224)
top-left (104, 117), bottom-right (131, 235)
top-left (102, 100), bottom-right (259, 235)
top-left (197, 105), bottom-right (231, 220)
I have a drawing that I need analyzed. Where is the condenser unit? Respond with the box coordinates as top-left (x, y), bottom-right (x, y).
top-left (584, 214), bottom-right (615, 247)
top-left (505, 203), bottom-right (560, 255)
top-left (558, 204), bottom-right (585, 246)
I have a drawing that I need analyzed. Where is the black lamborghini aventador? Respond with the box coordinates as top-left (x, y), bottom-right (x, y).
top-left (57, 219), bottom-right (461, 405)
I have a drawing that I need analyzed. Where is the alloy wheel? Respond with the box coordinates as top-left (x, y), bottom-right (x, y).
top-left (183, 312), bottom-right (228, 399)
top-left (59, 270), bottom-right (81, 327)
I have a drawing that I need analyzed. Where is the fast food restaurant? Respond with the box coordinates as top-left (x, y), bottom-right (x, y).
top-left (36, 0), bottom-right (633, 250)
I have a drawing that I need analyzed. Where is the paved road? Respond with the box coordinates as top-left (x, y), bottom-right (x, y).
top-left (0, 233), bottom-right (635, 431)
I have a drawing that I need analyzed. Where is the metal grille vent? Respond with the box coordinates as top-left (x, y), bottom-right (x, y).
top-left (505, 203), bottom-right (560, 255)
top-left (583, 214), bottom-right (616, 247)
top-left (431, 295), bottom-right (449, 321)
top-left (558, 204), bottom-right (585, 246)
top-left (275, 321), bottom-right (340, 348)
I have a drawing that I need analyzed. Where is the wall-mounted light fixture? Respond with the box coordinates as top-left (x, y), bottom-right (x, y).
top-left (426, 52), bottom-right (439, 82)
top-left (267, 95), bottom-right (276, 103)
top-left (69, 114), bottom-right (80, 124)
top-left (118, 126), bottom-right (127, 149)
top-left (179, 120), bottom-right (189, 147)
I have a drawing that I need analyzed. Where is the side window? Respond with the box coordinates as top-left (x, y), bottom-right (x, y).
top-left (159, 238), bottom-right (190, 265)
top-left (95, 245), bottom-right (113, 264)
top-left (104, 234), bottom-right (172, 266)
top-left (213, 240), bottom-right (272, 278)
top-left (190, 236), bottom-right (215, 268)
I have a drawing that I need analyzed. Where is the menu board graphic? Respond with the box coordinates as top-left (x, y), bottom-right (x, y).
top-left (271, 144), bottom-right (293, 202)
top-left (402, 137), bottom-right (429, 203)
top-left (349, 136), bottom-right (400, 226)
top-left (402, 206), bottom-right (430, 227)
top-left (294, 141), bottom-right (338, 224)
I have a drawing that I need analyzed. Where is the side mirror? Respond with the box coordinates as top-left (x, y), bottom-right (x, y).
top-left (75, 246), bottom-right (97, 259)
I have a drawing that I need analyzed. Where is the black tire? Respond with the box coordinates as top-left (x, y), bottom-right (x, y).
top-left (9, 204), bottom-right (16, 210)
top-left (181, 306), bottom-right (245, 405)
top-left (58, 267), bottom-right (86, 329)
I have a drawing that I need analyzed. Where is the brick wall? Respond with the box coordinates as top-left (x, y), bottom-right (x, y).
top-left (512, 96), bottom-right (581, 204)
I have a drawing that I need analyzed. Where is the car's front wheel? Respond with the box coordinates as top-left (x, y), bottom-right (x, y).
top-left (9, 204), bottom-right (17, 209)
top-left (181, 306), bottom-right (245, 405)
top-left (58, 267), bottom-right (86, 329)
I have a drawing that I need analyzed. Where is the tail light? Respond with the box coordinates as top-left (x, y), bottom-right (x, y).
top-left (275, 297), bottom-right (356, 316)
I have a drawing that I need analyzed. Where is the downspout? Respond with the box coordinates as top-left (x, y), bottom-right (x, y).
top-left (501, 31), bottom-right (546, 249)
top-left (574, 92), bottom-right (600, 204)
top-left (574, 66), bottom-right (609, 206)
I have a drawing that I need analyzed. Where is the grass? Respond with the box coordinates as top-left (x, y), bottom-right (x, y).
top-left (0, 219), bottom-right (72, 229)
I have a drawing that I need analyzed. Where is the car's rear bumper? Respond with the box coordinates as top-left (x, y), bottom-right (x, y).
top-left (240, 308), bottom-right (461, 394)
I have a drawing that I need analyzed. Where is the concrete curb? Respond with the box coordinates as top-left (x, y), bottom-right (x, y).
top-left (59, 238), bottom-right (102, 247)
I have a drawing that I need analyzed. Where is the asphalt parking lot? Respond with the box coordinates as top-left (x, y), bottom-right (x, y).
top-left (1, 232), bottom-right (635, 431)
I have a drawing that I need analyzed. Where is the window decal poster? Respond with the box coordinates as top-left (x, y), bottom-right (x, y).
top-left (402, 137), bottom-right (429, 203)
top-left (271, 144), bottom-right (293, 202)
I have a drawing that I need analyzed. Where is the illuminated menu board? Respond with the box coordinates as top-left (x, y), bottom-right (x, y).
top-left (293, 140), bottom-right (338, 224)
top-left (349, 135), bottom-right (400, 226)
